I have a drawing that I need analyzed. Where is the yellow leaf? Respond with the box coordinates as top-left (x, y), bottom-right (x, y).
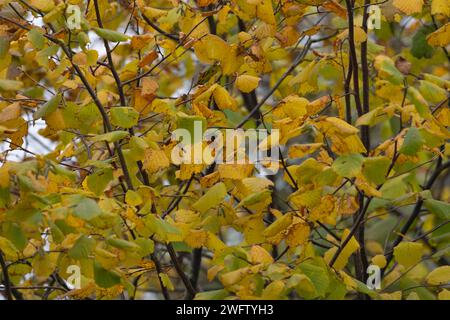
top-left (249, 245), bottom-right (274, 264)
top-left (256, 0), bottom-right (276, 25)
top-left (371, 254), bottom-right (387, 268)
top-left (426, 266), bottom-right (450, 285)
top-left (324, 117), bottom-right (359, 136)
top-left (393, 242), bottom-right (423, 268)
top-left (261, 280), bottom-right (285, 299)
top-left (438, 289), bottom-right (450, 300)
top-left (0, 236), bottom-right (19, 260)
top-left (325, 228), bottom-right (360, 270)
top-left (185, 230), bottom-right (209, 248)
top-left (263, 213), bottom-right (293, 241)
top-left (0, 103), bottom-right (20, 123)
top-left (213, 85), bottom-right (237, 111)
top-left (30, 0), bottom-right (55, 12)
top-left (427, 22), bottom-right (450, 47)
top-left (393, 0), bottom-right (423, 15)
top-left (288, 143), bottom-right (323, 158)
top-left (72, 52), bottom-right (87, 66)
top-left (143, 148), bottom-right (170, 174)
top-left (235, 75), bottom-right (260, 93)
top-left (125, 190), bottom-right (143, 206)
top-left (275, 95), bottom-right (308, 119)
top-left (218, 163), bottom-right (254, 180)
top-left (159, 273), bottom-right (174, 290)
top-left (431, 0), bottom-right (450, 16)
top-left (193, 34), bottom-right (230, 64)
top-left (286, 220), bottom-right (310, 248)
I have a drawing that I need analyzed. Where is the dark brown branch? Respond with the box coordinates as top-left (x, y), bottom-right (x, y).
top-left (0, 250), bottom-right (13, 300)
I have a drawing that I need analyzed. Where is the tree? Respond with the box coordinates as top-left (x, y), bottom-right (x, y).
top-left (0, 0), bottom-right (449, 300)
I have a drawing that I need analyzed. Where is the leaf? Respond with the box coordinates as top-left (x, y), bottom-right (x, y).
top-left (34, 94), bottom-right (62, 120)
top-left (0, 103), bottom-right (20, 123)
top-left (393, 242), bottom-right (424, 268)
top-left (325, 229), bottom-right (360, 270)
top-left (213, 85), bottom-right (237, 111)
top-left (393, 0), bottom-right (423, 15)
top-left (374, 55), bottom-right (404, 85)
top-left (68, 235), bottom-right (95, 260)
top-left (427, 23), bottom-right (450, 47)
top-left (94, 261), bottom-right (121, 288)
top-left (235, 75), bottom-right (260, 93)
top-left (418, 80), bottom-right (447, 104)
top-left (406, 87), bottom-right (430, 117)
top-left (362, 156), bottom-right (391, 185)
top-left (399, 127), bottom-right (424, 155)
top-left (125, 190), bottom-right (143, 206)
top-left (424, 199), bottom-right (450, 220)
top-left (90, 131), bottom-right (129, 143)
top-left (106, 237), bottom-right (140, 251)
top-left (298, 260), bottom-right (330, 298)
top-left (73, 198), bottom-right (102, 221)
top-left (92, 27), bottom-right (129, 42)
top-left (411, 26), bottom-right (435, 59)
top-left (0, 79), bottom-right (23, 91)
top-left (192, 182), bottom-right (227, 214)
top-left (325, 117), bottom-right (359, 135)
top-left (110, 107), bottom-right (139, 128)
top-left (176, 113), bottom-right (207, 144)
top-left (195, 289), bottom-right (229, 300)
top-left (86, 168), bottom-right (113, 196)
top-left (288, 143), bottom-right (323, 158)
top-left (431, 0), bottom-right (450, 16)
top-left (30, 0), bottom-right (55, 12)
top-left (371, 255), bottom-right (387, 268)
top-left (0, 236), bottom-right (19, 260)
top-left (138, 51), bottom-right (158, 68)
top-left (159, 273), bottom-right (174, 290)
top-left (332, 153), bottom-right (364, 178)
top-left (28, 29), bottom-right (46, 49)
top-left (426, 266), bottom-right (450, 285)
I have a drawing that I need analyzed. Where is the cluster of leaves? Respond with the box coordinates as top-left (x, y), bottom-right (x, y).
top-left (0, 0), bottom-right (449, 300)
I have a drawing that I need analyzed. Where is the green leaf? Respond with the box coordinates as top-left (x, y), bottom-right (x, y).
top-left (68, 235), bottom-right (95, 260)
top-left (86, 168), bottom-right (113, 196)
top-left (411, 26), bottom-right (435, 59)
top-left (93, 261), bottom-right (121, 288)
top-left (34, 94), bottom-right (61, 120)
top-left (406, 87), bottom-right (430, 118)
top-left (176, 112), bottom-right (207, 144)
top-left (4, 222), bottom-right (27, 251)
top-left (106, 236), bottom-right (140, 251)
top-left (195, 289), bottom-right (229, 300)
top-left (332, 153), bottom-right (364, 178)
top-left (399, 127), bottom-right (424, 155)
top-left (424, 199), bottom-right (450, 220)
top-left (28, 28), bottom-right (46, 50)
top-left (298, 260), bottom-right (330, 298)
top-left (192, 182), bottom-right (227, 213)
top-left (90, 130), bottom-right (129, 143)
top-left (418, 80), bottom-right (447, 104)
top-left (92, 27), bottom-right (129, 42)
top-left (110, 107), bottom-right (139, 128)
top-left (73, 197), bottom-right (102, 221)
top-left (362, 156), bottom-right (391, 185)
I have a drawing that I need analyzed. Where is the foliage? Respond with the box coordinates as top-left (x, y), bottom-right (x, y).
top-left (0, 0), bottom-right (449, 300)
